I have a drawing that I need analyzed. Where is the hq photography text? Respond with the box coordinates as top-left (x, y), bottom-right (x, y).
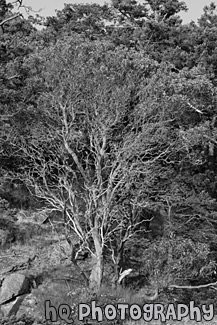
top-left (44, 299), bottom-right (214, 324)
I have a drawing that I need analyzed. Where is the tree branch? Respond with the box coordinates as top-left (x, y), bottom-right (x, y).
top-left (0, 14), bottom-right (23, 29)
top-left (169, 281), bottom-right (217, 290)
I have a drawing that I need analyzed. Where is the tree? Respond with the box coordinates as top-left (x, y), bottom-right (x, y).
top-left (1, 0), bottom-right (217, 293)
top-left (10, 31), bottom-right (216, 292)
top-left (43, 3), bottom-right (113, 40)
top-left (198, 2), bottom-right (217, 28)
top-left (111, 0), bottom-right (187, 25)
top-left (0, 0), bottom-right (37, 177)
top-left (12, 38), bottom-right (182, 291)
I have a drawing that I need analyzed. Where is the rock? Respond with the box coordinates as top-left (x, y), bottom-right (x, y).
top-left (0, 294), bottom-right (27, 317)
top-left (16, 210), bottom-right (48, 225)
top-left (16, 293), bottom-right (38, 318)
top-left (31, 211), bottom-right (48, 224)
top-left (0, 273), bottom-right (30, 305)
top-left (0, 256), bottom-right (36, 277)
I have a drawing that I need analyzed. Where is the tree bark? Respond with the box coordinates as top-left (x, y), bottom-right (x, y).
top-left (89, 229), bottom-right (103, 291)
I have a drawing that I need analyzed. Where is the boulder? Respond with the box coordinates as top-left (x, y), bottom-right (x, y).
top-left (16, 293), bottom-right (38, 318)
top-left (0, 273), bottom-right (30, 305)
top-left (0, 294), bottom-right (27, 317)
top-left (16, 210), bottom-right (48, 225)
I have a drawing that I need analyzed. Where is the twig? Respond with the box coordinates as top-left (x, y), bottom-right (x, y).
top-left (0, 254), bottom-right (23, 259)
top-left (118, 268), bottom-right (133, 284)
top-left (210, 286), bottom-right (217, 291)
top-left (169, 281), bottom-right (217, 290)
top-left (203, 134), bottom-right (217, 146)
top-left (187, 102), bottom-right (203, 114)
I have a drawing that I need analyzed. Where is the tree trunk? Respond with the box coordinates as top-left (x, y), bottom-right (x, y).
top-left (112, 263), bottom-right (121, 289)
top-left (89, 229), bottom-right (103, 291)
top-left (89, 254), bottom-right (103, 291)
top-left (112, 240), bottom-right (125, 289)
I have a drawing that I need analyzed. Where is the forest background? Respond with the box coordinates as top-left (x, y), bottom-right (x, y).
top-left (1, 0), bottom-right (217, 324)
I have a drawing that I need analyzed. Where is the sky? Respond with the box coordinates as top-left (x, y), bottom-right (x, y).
top-left (13, 0), bottom-right (217, 23)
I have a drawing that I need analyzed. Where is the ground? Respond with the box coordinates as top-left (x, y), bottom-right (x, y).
top-left (0, 210), bottom-right (217, 325)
